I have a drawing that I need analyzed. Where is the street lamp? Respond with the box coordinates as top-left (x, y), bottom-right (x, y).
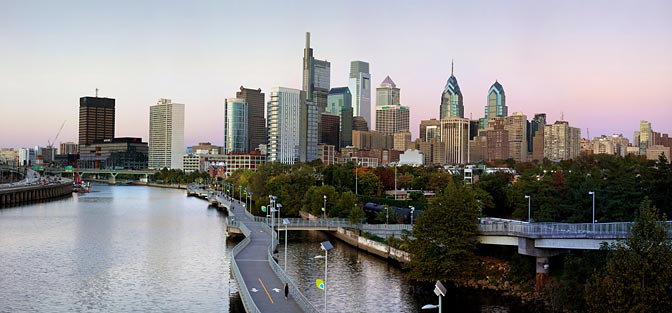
top-left (588, 191), bottom-right (595, 230)
top-left (283, 218), bottom-right (290, 272)
top-left (323, 195), bottom-right (327, 220)
top-left (394, 163), bottom-right (397, 200)
top-left (524, 195), bottom-right (531, 223)
top-left (409, 206), bottom-right (415, 225)
top-left (354, 161), bottom-right (358, 195)
top-left (422, 280), bottom-right (446, 313)
top-left (385, 206), bottom-right (390, 228)
top-left (276, 203), bottom-right (283, 244)
top-left (314, 241), bottom-right (333, 313)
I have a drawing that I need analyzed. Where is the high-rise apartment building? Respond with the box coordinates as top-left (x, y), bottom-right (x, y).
top-left (223, 98), bottom-right (248, 154)
top-left (79, 96), bottom-right (115, 146)
top-left (543, 121), bottom-right (581, 161)
top-left (440, 62), bottom-right (464, 119)
top-left (375, 76), bottom-right (409, 136)
top-left (149, 98), bottom-right (185, 169)
top-left (59, 142), bottom-right (78, 155)
top-left (480, 81), bottom-right (507, 129)
top-left (348, 61), bottom-right (371, 127)
top-left (504, 112), bottom-right (528, 162)
top-left (486, 118), bottom-right (509, 162)
top-left (267, 87), bottom-right (317, 164)
top-left (441, 117), bottom-right (470, 164)
top-left (327, 87), bottom-right (353, 148)
top-left (236, 86), bottom-right (265, 152)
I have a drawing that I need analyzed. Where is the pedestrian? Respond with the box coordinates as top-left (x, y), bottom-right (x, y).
top-left (284, 282), bottom-right (289, 300)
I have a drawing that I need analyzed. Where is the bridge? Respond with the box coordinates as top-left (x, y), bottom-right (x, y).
top-left (188, 185), bottom-right (672, 305)
top-left (44, 168), bottom-right (158, 183)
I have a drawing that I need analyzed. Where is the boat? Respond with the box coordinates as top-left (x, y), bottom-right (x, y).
top-left (72, 162), bottom-right (91, 193)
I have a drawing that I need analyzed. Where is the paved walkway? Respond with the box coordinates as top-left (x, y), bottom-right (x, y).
top-left (229, 200), bottom-right (304, 313)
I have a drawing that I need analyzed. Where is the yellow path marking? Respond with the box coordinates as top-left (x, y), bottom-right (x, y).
top-left (258, 277), bottom-right (274, 304)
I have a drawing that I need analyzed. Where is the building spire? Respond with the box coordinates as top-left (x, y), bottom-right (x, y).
top-left (451, 59), bottom-right (454, 76)
top-left (305, 32), bottom-right (310, 49)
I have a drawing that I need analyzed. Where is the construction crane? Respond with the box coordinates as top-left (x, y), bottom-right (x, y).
top-left (48, 120), bottom-right (66, 148)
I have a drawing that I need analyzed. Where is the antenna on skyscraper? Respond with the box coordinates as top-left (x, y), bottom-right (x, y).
top-left (451, 59), bottom-right (454, 75)
top-left (95, 88), bottom-right (99, 97)
top-left (561, 111), bottom-right (564, 121)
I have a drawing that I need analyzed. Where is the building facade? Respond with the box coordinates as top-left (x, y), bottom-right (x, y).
top-left (224, 98), bottom-right (249, 154)
top-left (79, 96), bottom-right (115, 146)
top-left (79, 137), bottom-right (148, 169)
top-left (267, 87), bottom-right (317, 164)
top-left (236, 86), bottom-right (266, 152)
top-left (420, 119), bottom-right (441, 141)
top-left (480, 81), bottom-right (507, 129)
top-left (441, 117), bottom-right (470, 164)
top-left (440, 62), bottom-right (464, 119)
top-left (376, 76), bottom-right (400, 107)
top-left (376, 105), bottom-right (410, 136)
top-left (504, 112), bottom-right (528, 162)
top-left (348, 61), bottom-right (371, 127)
top-left (543, 121), bottom-right (581, 161)
top-left (149, 98), bottom-right (185, 169)
top-left (327, 87), bottom-right (353, 148)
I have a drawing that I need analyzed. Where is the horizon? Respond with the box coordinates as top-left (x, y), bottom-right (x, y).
top-left (1, 0), bottom-right (671, 149)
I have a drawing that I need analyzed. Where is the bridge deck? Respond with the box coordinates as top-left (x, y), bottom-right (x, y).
top-left (228, 200), bottom-right (309, 313)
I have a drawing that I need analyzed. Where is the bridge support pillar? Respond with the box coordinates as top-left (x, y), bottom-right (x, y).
top-left (108, 172), bottom-right (118, 185)
top-left (140, 174), bottom-right (148, 183)
top-left (535, 257), bottom-right (550, 291)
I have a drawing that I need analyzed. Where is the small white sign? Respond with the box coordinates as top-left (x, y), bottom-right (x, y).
top-left (272, 288), bottom-right (280, 293)
top-left (251, 288), bottom-right (258, 293)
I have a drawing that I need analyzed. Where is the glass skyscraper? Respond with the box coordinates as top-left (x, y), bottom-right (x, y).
top-left (267, 87), bottom-right (317, 164)
top-left (348, 61), bottom-right (371, 127)
top-left (327, 87), bottom-right (353, 148)
top-left (480, 81), bottom-right (507, 129)
top-left (223, 98), bottom-right (248, 154)
top-left (440, 62), bottom-right (464, 119)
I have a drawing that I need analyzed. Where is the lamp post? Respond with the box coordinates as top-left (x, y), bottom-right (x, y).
top-left (409, 206), bottom-right (415, 225)
top-left (422, 280), bottom-right (446, 313)
top-left (323, 195), bottom-right (327, 220)
top-left (524, 195), bottom-right (531, 223)
top-left (314, 241), bottom-right (333, 313)
top-left (283, 218), bottom-right (290, 272)
top-left (276, 203), bottom-right (282, 245)
top-left (588, 191), bottom-right (595, 230)
top-left (385, 206), bottom-right (389, 228)
top-left (354, 161), bottom-right (358, 195)
top-left (394, 163), bottom-right (397, 200)
top-left (269, 195), bottom-right (277, 242)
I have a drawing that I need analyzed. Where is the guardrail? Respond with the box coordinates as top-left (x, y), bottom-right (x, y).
top-left (230, 222), bottom-right (261, 313)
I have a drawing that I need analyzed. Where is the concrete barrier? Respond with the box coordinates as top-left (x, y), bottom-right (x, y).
top-left (0, 182), bottom-right (73, 207)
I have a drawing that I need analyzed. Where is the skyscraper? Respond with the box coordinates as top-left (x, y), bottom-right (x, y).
top-left (375, 76), bottom-right (409, 136)
top-left (327, 87), bottom-right (353, 148)
top-left (420, 119), bottom-right (441, 141)
top-left (79, 96), bottom-right (115, 146)
top-left (441, 117), bottom-right (470, 164)
top-left (302, 32), bottom-right (330, 144)
top-left (543, 121), bottom-right (581, 161)
top-left (149, 98), bottom-right (185, 169)
top-left (480, 81), bottom-right (507, 129)
top-left (236, 86), bottom-right (265, 152)
top-left (440, 62), bottom-right (464, 119)
top-left (348, 61), bottom-right (371, 126)
top-left (267, 87), bottom-right (317, 164)
top-left (504, 112), bottom-right (528, 162)
top-left (639, 120), bottom-right (653, 155)
top-left (528, 113), bottom-right (547, 154)
top-left (223, 98), bottom-right (248, 154)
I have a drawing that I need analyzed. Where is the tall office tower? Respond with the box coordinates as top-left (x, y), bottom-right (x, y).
top-left (376, 105), bottom-right (410, 136)
top-left (504, 112), bottom-right (528, 162)
top-left (327, 87), bottom-right (353, 148)
top-left (236, 86), bottom-right (265, 152)
top-left (528, 113), bottom-right (547, 153)
top-left (223, 98), bottom-right (248, 154)
top-left (376, 76), bottom-right (400, 107)
top-left (639, 120), bottom-right (653, 155)
top-left (441, 117), bottom-right (470, 165)
top-left (320, 114), bottom-right (341, 149)
top-left (375, 76), bottom-right (409, 136)
top-left (480, 81), bottom-right (508, 129)
top-left (79, 96), bottom-right (115, 146)
top-left (543, 121), bottom-right (581, 161)
top-left (393, 131), bottom-right (412, 151)
top-left (440, 62), bottom-right (464, 119)
top-left (267, 87), bottom-right (316, 164)
top-left (149, 98), bottom-right (185, 169)
top-left (352, 116), bottom-right (369, 131)
top-left (420, 119), bottom-right (441, 141)
top-left (348, 61), bottom-right (371, 127)
top-left (302, 32), bottom-right (330, 143)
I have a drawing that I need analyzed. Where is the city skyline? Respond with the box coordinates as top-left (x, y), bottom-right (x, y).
top-left (1, 0), bottom-right (671, 149)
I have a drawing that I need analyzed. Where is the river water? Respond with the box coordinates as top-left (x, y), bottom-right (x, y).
top-left (0, 185), bottom-right (517, 312)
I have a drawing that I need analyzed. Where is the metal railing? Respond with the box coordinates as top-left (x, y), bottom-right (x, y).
top-left (478, 219), bottom-right (672, 239)
top-left (230, 223), bottom-right (261, 313)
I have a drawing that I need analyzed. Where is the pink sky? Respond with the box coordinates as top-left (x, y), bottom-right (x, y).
top-left (1, 0), bottom-right (670, 149)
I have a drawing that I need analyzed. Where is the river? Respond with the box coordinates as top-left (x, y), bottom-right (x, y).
top-left (0, 185), bottom-right (518, 312)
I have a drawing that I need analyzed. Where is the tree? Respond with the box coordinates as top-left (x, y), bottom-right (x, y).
top-left (357, 171), bottom-right (378, 196)
top-left (405, 180), bottom-right (480, 282)
top-left (585, 200), bottom-right (672, 313)
top-left (348, 204), bottom-right (366, 225)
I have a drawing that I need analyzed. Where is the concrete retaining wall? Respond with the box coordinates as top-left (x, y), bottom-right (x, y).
top-left (0, 182), bottom-right (73, 207)
top-left (333, 227), bottom-right (411, 263)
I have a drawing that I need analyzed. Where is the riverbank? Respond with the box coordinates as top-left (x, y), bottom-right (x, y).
top-left (130, 181), bottom-right (187, 189)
